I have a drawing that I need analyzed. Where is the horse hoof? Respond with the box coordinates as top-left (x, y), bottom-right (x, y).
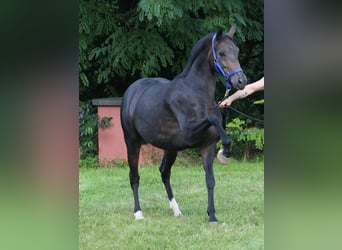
top-left (134, 210), bottom-right (144, 220)
top-left (209, 221), bottom-right (219, 225)
top-left (170, 198), bottom-right (183, 217)
top-left (175, 212), bottom-right (183, 217)
top-left (217, 149), bottom-right (230, 164)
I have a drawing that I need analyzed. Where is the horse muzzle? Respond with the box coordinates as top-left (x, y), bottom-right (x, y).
top-left (231, 72), bottom-right (247, 90)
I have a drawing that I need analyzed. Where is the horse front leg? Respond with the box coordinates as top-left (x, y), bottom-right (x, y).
top-left (184, 115), bottom-right (231, 164)
top-left (200, 143), bottom-right (218, 223)
top-left (207, 115), bottom-right (231, 164)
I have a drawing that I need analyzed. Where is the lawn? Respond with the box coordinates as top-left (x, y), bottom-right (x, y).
top-left (79, 159), bottom-right (264, 250)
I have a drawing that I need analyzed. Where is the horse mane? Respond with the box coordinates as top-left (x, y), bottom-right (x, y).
top-left (174, 33), bottom-right (213, 79)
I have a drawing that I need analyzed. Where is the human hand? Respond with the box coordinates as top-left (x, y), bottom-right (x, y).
top-left (219, 98), bottom-right (232, 108)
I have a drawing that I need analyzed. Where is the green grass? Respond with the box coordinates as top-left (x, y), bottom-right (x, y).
top-left (79, 159), bottom-right (264, 250)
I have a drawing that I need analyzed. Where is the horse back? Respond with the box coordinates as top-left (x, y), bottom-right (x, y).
top-left (122, 77), bottom-right (169, 117)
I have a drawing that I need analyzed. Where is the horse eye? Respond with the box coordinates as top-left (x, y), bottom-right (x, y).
top-left (219, 52), bottom-right (225, 57)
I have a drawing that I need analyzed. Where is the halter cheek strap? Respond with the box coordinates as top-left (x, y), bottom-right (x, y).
top-left (211, 33), bottom-right (243, 89)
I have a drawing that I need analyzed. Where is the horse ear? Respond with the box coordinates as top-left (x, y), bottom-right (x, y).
top-left (216, 29), bottom-right (223, 40)
top-left (227, 24), bottom-right (237, 38)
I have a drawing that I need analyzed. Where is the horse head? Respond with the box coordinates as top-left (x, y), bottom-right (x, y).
top-left (211, 24), bottom-right (247, 90)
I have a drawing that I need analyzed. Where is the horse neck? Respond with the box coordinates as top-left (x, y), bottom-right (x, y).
top-left (185, 51), bottom-right (217, 99)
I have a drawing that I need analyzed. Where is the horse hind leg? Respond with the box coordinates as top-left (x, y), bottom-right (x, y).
top-left (159, 150), bottom-right (183, 217)
top-left (200, 144), bottom-right (218, 223)
top-left (127, 142), bottom-right (144, 220)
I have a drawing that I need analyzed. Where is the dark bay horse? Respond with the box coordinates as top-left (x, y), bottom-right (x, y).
top-left (120, 25), bottom-right (247, 223)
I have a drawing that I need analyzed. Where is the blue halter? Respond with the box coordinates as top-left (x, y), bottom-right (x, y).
top-left (211, 33), bottom-right (243, 89)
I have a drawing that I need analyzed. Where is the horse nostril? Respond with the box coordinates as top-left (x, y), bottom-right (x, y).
top-left (238, 77), bottom-right (243, 84)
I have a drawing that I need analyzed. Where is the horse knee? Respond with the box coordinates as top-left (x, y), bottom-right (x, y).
top-left (159, 155), bottom-right (175, 184)
top-left (207, 181), bottom-right (215, 189)
top-left (207, 115), bottom-right (219, 125)
top-left (206, 176), bottom-right (215, 189)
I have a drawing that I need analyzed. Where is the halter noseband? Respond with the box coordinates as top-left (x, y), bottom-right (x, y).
top-left (211, 33), bottom-right (243, 89)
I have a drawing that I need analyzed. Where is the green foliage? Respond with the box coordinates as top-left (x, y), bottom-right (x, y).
top-left (79, 101), bottom-right (98, 158)
top-left (79, 101), bottom-right (113, 158)
top-left (79, 157), bottom-right (129, 168)
top-left (254, 99), bottom-right (264, 104)
top-left (218, 117), bottom-right (264, 160)
top-left (174, 148), bottom-right (202, 167)
top-left (98, 116), bottom-right (112, 129)
top-left (237, 127), bottom-right (264, 151)
top-left (138, 0), bottom-right (184, 26)
top-left (79, 156), bottom-right (101, 168)
top-left (79, 0), bottom-right (264, 99)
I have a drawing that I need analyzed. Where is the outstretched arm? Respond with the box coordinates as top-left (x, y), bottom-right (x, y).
top-left (219, 77), bottom-right (264, 108)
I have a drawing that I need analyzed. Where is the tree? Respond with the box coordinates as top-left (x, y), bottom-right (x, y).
top-left (79, 0), bottom-right (263, 100)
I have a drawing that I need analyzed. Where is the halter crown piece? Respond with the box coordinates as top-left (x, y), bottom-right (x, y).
top-left (211, 33), bottom-right (243, 89)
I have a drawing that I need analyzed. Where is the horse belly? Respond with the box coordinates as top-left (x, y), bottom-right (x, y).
top-left (134, 113), bottom-right (185, 150)
top-left (134, 112), bottom-right (219, 150)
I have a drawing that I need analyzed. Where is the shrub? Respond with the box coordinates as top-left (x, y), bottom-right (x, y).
top-left (79, 101), bottom-right (113, 159)
top-left (218, 118), bottom-right (264, 160)
top-left (79, 101), bottom-right (98, 158)
top-left (79, 156), bottom-right (100, 168)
